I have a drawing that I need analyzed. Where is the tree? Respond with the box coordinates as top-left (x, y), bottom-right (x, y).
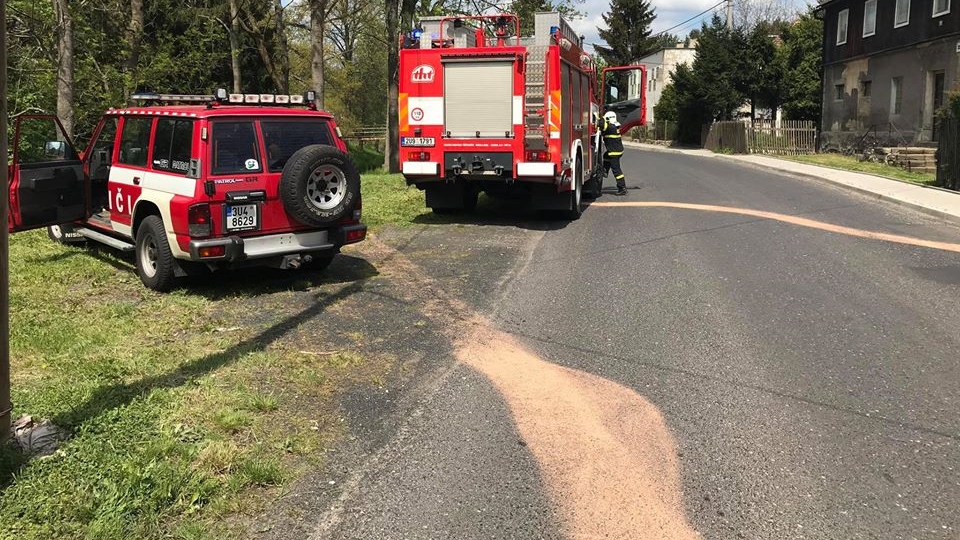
top-left (743, 20), bottom-right (787, 120)
top-left (669, 16), bottom-right (746, 144)
top-left (779, 11), bottom-right (822, 122)
top-left (53, 0), bottom-right (75, 139)
top-left (653, 82), bottom-right (678, 122)
top-left (594, 0), bottom-right (661, 66)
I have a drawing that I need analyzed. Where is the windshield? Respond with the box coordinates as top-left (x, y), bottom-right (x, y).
top-left (261, 119), bottom-right (335, 172)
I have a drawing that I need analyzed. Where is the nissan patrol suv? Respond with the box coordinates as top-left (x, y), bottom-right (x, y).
top-left (6, 90), bottom-right (366, 291)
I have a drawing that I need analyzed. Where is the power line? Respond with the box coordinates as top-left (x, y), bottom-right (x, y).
top-left (653, 0), bottom-right (728, 37)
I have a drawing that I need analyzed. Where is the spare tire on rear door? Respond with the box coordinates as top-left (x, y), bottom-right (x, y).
top-left (280, 145), bottom-right (361, 226)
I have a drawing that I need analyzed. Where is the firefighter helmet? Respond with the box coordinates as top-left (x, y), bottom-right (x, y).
top-left (603, 111), bottom-right (619, 125)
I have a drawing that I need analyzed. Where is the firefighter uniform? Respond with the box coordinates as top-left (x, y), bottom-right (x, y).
top-left (600, 112), bottom-right (626, 195)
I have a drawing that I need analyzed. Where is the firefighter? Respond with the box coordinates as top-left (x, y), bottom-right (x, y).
top-left (599, 111), bottom-right (627, 196)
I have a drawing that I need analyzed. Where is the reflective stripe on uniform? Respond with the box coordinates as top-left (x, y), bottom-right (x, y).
top-left (615, 174), bottom-right (625, 179)
top-left (604, 134), bottom-right (621, 138)
top-left (607, 151), bottom-right (623, 156)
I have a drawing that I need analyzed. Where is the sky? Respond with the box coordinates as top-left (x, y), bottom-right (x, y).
top-left (566, 0), bottom-right (817, 53)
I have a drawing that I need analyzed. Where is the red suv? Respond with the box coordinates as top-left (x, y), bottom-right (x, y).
top-left (6, 90), bottom-right (366, 291)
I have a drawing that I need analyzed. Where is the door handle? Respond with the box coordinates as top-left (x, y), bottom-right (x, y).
top-left (133, 176), bottom-right (141, 185)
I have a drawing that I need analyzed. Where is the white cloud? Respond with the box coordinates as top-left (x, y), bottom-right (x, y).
top-left (567, 0), bottom-right (813, 55)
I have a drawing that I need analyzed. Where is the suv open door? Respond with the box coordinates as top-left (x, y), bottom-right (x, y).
top-left (7, 115), bottom-right (87, 233)
top-left (601, 65), bottom-right (647, 134)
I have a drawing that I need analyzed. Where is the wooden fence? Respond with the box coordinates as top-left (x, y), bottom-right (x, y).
top-left (937, 116), bottom-right (959, 191)
top-left (634, 120), bottom-right (678, 142)
top-left (703, 120), bottom-right (817, 155)
top-left (703, 121), bottom-right (748, 154)
top-left (342, 126), bottom-right (387, 150)
top-left (748, 120), bottom-right (817, 155)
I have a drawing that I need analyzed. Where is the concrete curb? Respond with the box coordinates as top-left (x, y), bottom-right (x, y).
top-left (624, 141), bottom-right (960, 225)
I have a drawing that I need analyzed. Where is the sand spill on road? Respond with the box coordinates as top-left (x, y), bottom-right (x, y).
top-left (456, 319), bottom-right (699, 540)
top-left (361, 237), bottom-right (699, 539)
top-left (593, 201), bottom-right (960, 254)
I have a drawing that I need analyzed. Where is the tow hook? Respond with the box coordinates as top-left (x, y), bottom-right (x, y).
top-left (494, 165), bottom-right (505, 177)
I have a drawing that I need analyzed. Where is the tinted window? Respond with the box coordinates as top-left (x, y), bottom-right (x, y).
top-left (211, 121), bottom-right (261, 175)
top-left (261, 120), bottom-right (334, 172)
top-left (118, 117), bottom-right (153, 168)
top-left (151, 119), bottom-right (194, 175)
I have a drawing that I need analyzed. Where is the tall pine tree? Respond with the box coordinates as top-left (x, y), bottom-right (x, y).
top-left (595, 0), bottom-right (664, 66)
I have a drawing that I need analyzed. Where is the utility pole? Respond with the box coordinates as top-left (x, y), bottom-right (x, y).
top-left (726, 0), bottom-right (734, 30)
top-left (1, 0), bottom-right (12, 442)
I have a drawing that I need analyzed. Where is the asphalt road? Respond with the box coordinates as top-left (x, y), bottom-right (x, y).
top-left (314, 148), bottom-right (960, 539)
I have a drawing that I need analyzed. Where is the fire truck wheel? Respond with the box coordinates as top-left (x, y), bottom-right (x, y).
top-left (47, 223), bottom-right (86, 245)
top-left (561, 160), bottom-right (584, 220)
top-left (280, 145), bottom-right (360, 226)
top-left (135, 215), bottom-right (177, 292)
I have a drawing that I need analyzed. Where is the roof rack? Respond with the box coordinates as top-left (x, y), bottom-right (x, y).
top-left (130, 88), bottom-right (318, 108)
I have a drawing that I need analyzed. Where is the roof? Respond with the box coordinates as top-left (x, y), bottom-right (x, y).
top-left (104, 104), bottom-right (334, 119)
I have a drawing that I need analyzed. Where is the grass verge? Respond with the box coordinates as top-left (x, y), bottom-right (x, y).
top-left (0, 231), bottom-right (389, 540)
top-left (782, 154), bottom-right (937, 186)
top-left (362, 172), bottom-right (438, 227)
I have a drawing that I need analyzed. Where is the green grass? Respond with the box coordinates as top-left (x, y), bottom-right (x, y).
top-left (361, 172), bottom-right (437, 227)
top-left (346, 143), bottom-right (385, 173)
top-left (0, 230), bottom-right (389, 539)
top-left (782, 153), bottom-right (938, 186)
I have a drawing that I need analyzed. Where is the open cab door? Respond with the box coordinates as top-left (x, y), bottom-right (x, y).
top-left (7, 115), bottom-right (87, 233)
top-left (601, 65), bottom-right (647, 134)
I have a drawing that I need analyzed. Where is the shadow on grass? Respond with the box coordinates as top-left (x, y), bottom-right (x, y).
top-left (34, 241), bottom-right (379, 299)
top-left (186, 254), bottom-right (380, 301)
top-left (46, 276), bottom-right (367, 440)
top-left (0, 255), bottom-right (379, 488)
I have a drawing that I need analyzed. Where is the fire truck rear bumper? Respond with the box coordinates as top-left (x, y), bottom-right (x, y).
top-left (516, 162), bottom-right (557, 178)
top-left (402, 162), bottom-right (441, 176)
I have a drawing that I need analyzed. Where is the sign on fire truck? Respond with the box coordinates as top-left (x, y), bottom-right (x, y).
top-left (398, 12), bottom-right (646, 219)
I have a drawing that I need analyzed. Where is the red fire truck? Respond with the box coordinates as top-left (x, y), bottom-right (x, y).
top-left (398, 11), bottom-right (645, 219)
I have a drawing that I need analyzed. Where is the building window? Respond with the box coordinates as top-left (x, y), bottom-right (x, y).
top-left (836, 9), bottom-right (849, 45)
top-left (863, 0), bottom-right (877, 36)
top-left (933, 0), bottom-right (951, 17)
top-left (862, 80), bottom-right (872, 97)
top-left (895, 0), bottom-right (911, 27)
top-left (891, 77), bottom-right (903, 115)
top-left (835, 84), bottom-right (845, 101)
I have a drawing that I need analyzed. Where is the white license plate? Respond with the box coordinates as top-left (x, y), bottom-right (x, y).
top-left (225, 204), bottom-right (258, 231)
top-left (401, 137), bottom-right (435, 147)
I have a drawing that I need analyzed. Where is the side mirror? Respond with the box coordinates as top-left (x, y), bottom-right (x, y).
top-left (44, 141), bottom-right (67, 159)
top-left (609, 87), bottom-right (619, 101)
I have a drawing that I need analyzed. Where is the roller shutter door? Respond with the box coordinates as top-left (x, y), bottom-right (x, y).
top-left (444, 61), bottom-right (514, 137)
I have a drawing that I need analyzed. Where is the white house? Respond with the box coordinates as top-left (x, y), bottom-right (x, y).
top-left (634, 41), bottom-right (698, 125)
